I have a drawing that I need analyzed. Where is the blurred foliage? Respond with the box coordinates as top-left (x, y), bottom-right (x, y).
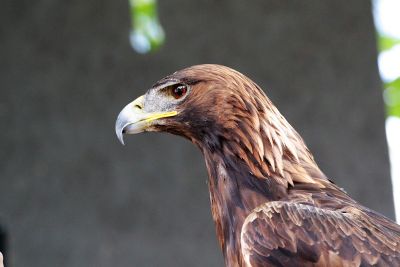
top-left (129, 0), bottom-right (165, 54)
top-left (384, 78), bottom-right (400, 117)
top-left (378, 33), bottom-right (400, 118)
top-left (378, 34), bottom-right (400, 52)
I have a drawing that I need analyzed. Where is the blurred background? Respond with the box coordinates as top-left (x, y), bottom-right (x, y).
top-left (0, 0), bottom-right (399, 266)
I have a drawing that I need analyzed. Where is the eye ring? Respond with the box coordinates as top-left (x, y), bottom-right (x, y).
top-left (171, 84), bottom-right (188, 99)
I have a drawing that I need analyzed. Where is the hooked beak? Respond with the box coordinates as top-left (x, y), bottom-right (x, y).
top-left (115, 95), bottom-right (178, 145)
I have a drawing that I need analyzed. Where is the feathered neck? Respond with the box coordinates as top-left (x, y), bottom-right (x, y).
top-left (195, 84), bottom-right (327, 191)
top-left (195, 93), bottom-right (330, 265)
top-left (176, 69), bottom-right (329, 265)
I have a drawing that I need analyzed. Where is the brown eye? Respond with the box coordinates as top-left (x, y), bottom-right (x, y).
top-left (171, 84), bottom-right (187, 99)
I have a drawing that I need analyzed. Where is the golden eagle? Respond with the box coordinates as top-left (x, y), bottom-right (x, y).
top-left (116, 65), bottom-right (400, 266)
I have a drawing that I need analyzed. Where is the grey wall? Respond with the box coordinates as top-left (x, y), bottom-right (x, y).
top-left (0, 0), bottom-right (393, 266)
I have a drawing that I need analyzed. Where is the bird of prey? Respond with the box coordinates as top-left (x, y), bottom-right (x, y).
top-left (115, 64), bottom-right (400, 267)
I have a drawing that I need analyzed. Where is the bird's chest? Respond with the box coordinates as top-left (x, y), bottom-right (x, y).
top-left (207, 164), bottom-right (269, 267)
top-left (204, 150), bottom-right (281, 266)
top-left (208, 182), bottom-right (245, 267)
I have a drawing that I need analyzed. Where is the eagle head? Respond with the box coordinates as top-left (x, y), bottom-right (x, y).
top-left (116, 64), bottom-right (323, 185)
top-left (116, 64), bottom-right (268, 149)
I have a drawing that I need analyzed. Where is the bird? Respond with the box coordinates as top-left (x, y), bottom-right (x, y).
top-left (115, 64), bottom-right (400, 267)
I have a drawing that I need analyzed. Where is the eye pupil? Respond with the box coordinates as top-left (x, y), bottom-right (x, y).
top-left (172, 85), bottom-right (187, 99)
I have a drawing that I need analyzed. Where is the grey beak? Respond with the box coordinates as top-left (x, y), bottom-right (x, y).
top-left (115, 95), bottom-right (178, 145)
top-left (115, 95), bottom-right (146, 145)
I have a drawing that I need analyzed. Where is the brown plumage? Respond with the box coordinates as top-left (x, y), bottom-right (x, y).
top-left (116, 64), bottom-right (400, 267)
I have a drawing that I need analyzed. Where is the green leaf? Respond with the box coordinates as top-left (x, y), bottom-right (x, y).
top-left (378, 34), bottom-right (400, 52)
top-left (384, 78), bottom-right (400, 118)
top-left (129, 0), bottom-right (165, 54)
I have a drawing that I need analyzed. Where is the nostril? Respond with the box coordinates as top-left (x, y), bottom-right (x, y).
top-left (134, 104), bottom-right (143, 110)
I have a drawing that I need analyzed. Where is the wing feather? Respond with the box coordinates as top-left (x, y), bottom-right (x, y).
top-left (241, 201), bottom-right (400, 267)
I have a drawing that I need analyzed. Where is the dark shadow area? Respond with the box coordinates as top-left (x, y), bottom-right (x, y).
top-left (0, 225), bottom-right (8, 267)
